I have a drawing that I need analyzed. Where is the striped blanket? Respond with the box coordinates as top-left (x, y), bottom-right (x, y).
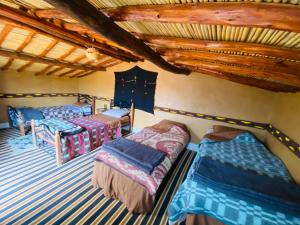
top-left (94, 125), bottom-right (190, 195)
top-left (68, 117), bottom-right (121, 151)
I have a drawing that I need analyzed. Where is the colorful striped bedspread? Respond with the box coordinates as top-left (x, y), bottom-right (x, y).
top-left (68, 117), bottom-right (121, 151)
top-left (35, 118), bottom-right (90, 163)
top-left (35, 117), bottom-right (121, 164)
top-left (94, 125), bottom-right (190, 195)
top-left (168, 132), bottom-right (300, 225)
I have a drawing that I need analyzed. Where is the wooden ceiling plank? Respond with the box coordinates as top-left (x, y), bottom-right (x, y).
top-left (103, 3), bottom-right (300, 33)
top-left (0, 48), bottom-right (105, 72)
top-left (0, 24), bottom-right (13, 46)
top-left (17, 39), bottom-right (59, 72)
top-left (0, 3), bottom-right (140, 62)
top-left (44, 0), bottom-right (190, 75)
top-left (173, 60), bottom-right (300, 87)
top-left (137, 34), bottom-right (300, 62)
top-left (160, 48), bottom-right (300, 77)
top-left (184, 65), bottom-right (300, 92)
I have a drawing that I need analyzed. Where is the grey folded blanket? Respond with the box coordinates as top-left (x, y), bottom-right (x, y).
top-left (102, 137), bottom-right (165, 174)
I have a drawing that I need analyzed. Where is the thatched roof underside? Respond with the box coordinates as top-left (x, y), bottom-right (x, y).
top-left (0, 0), bottom-right (299, 92)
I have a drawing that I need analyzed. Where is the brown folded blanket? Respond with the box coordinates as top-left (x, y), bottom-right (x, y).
top-left (203, 125), bottom-right (248, 141)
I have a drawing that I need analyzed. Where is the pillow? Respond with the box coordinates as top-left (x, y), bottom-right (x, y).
top-left (102, 109), bottom-right (129, 118)
top-left (203, 125), bottom-right (247, 141)
top-left (212, 125), bottom-right (244, 133)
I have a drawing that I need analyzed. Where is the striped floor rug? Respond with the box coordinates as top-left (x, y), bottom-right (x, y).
top-left (0, 129), bottom-right (196, 225)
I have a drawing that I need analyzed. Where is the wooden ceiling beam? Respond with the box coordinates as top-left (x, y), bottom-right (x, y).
top-left (16, 30), bottom-right (35, 52)
top-left (136, 34), bottom-right (300, 62)
top-left (45, 46), bottom-right (77, 76)
top-left (171, 59), bottom-right (300, 87)
top-left (0, 48), bottom-right (105, 72)
top-left (17, 39), bottom-right (58, 72)
top-left (68, 70), bottom-right (86, 78)
top-left (76, 71), bottom-right (95, 78)
top-left (1, 58), bottom-right (13, 70)
top-left (35, 65), bottom-right (52, 76)
top-left (43, 0), bottom-right (190, 75)
top-left (97, 58), bottom-right (118, 67)
top-left (0, 3), bottom-right (139, 62)
top-left (35, 9), bottom-right (73, 20)
top-left (104, 60), bottom-right (123, 68)
top-left (0, 24), bottom-right (13, 46)
top-left (159, 48), bottom-right (300, 77)
top-left (57, 68), bottom-right (77, 77)
top-left (57, 54), bottom-right (86, 77)
top-left (69, 70), bottom-right (96, 78)
top-left (183, 65), bottom-right (300, 93)
top-left (46, 67), bottom-right (64, 76)
top-left (1, 28), bottom-right (35, 71)
top-left (103, 3), bottom-right (300, 33)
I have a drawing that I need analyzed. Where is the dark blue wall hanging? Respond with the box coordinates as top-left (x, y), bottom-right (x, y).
top-left (114, 66), bottom-right (157, 114)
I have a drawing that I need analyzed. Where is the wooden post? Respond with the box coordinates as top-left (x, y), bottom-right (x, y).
top-left (129, 102), bottom-right (134, 133)
top-left (77, 93), bottom-right (80, 102)
top-left (55, 131), bottom-right (62, 166)
top-left (31, 119), bottom-right (37, 148)
top-left (18, 111), bottom-right (25, 136)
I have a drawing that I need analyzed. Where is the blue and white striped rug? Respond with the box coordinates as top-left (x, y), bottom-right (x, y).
top-left (0, 129), bottom-right (195, 225)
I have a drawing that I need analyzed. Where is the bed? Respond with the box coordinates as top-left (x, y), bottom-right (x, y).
top-left (8, 94), bottom-right (93, 135)
top-left (31, 106), bottom-right (134, 166)
top-left (168, 125), bottom-right (300, 225)
top-left (92, 120), bottom-right (190, 213)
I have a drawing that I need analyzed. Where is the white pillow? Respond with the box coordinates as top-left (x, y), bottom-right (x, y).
top-left (102, 109), bottom-right (130, 118)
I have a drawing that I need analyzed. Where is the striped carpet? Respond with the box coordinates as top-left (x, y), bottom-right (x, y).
top-left (0, 129), bottom-right (196, 225)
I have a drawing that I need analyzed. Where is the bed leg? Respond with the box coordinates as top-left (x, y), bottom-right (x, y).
top-left (129, 103), bottom-right (134, 133)
top-left (31, 120), bottom-right (37, 148)
top-left (55, 131), bottom-right (62, 166)
top-left (18, 111), bottom-right (25, 136)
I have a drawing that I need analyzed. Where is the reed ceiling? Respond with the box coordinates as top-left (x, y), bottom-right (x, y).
top-left (0, 0), bottom-right (299, 91)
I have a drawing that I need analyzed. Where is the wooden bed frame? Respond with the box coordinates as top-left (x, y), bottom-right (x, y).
top-left (31, 102), bottom-right (135, 166)
top-left (15, 94), bottom-right (95, 136)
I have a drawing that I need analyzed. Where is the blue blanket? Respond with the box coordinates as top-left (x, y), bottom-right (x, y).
top-left (102, 137), bottom-right (165, 174)
top-left (168, 132), bottom-right (300, 225)
top-left (193, 156), bottom-right (300, 216)
top-left (17, 107), bottom-right (44, 123)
